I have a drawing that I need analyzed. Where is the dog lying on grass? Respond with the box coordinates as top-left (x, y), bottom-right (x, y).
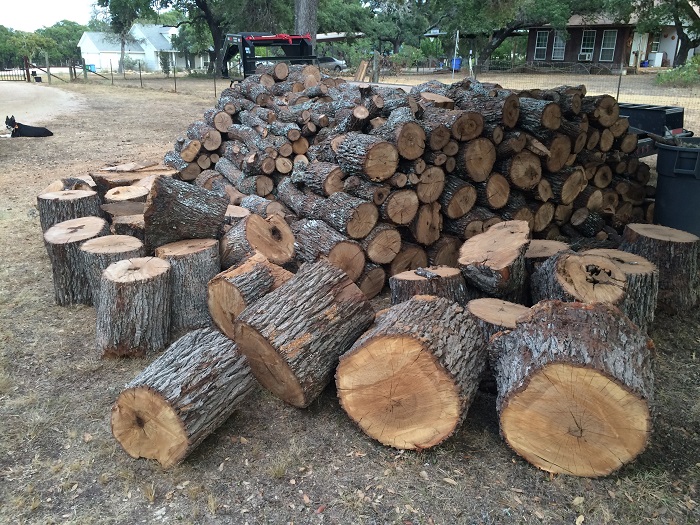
top-left (5, 115), bottom-right (53, 137)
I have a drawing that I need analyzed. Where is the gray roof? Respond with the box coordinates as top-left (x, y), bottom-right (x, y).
top-left (81, 32), bottom-right (145, 53)
top-left (132, 24), bottom-right (175, 52)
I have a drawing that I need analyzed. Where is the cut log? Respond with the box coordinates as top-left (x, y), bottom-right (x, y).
top-left (495, 150), bottom-right (542, 191)
top-left (79, 234), bottom-right (145, 300)
top-left (336, 295), bottom-right (486, 450)
top-left (110, 214), bottom-right (145, 241)
top-left (187, 120), bottom-right (222, 152)
top-left (475, 173), bottom-right (510, 210)
top-left (379, 189), bottom-right (419, 226)
top-left (104, 185), bottom-right (150, 203)
top-left (361, 223), bottom-right (402, 264)
top-left (155, 239), bottom-right (220, 338)
top-left (443, 206), bottom-right (501, 240)
top-left (370, 106), bottom-right (427, 160)
top-left (618, 223), bottom-right (700, 312)
top-left (356, 263), bottom-right (386, 299)
top-left (143, 175), bottom-right (228, 251)
top-left (388, 241), bottom-right (428, 276)
top-left (409, 202), bottom-right (443, 246)
top-left (238, 195), bottom-right (286, 218)
top-left (570, 207), bottom-right (605, 237)
top-left (291, 161), bottom-right (345, 196)
top-left (111, 328), bottom-right (256, 468)
top-left (44, 216), bottom-right (110, 305)
top-left (581, 94), bottom-right (619, 127)
top-left (517, 98), bottom-right (561, 131)
top-left (389, 266), bottom-right (476, 305)
top-left (336, 132), bottom-right (399, 182)
top-left (524, 239), bottom-right (570, 275)
top-left (531, 251), bottom-right (626, 306)
top-left (427, 235), bottom-right (461, 267)
top-left (234, 260), bottom-right (375, 408)
top-left (220, 213), bottom-right (295, 269)
top-left (208, 252), bottom-right (293, 340)
top-left (458, 220), bottom-right (531, 301)
top-left (291, 219), bottom-right (366, 281)
top-left (467, 298), bottom-right (530, 350)
top-left (415, 166), bottom-right (445, 204)
top-left (456, 138), bottom-right (497, 183)
top-left (343, 176), bottom-right (390, 205)
top-left (490, 300), bottom-right (653, 477)
top-left (320, 191), bottom-right (378, 239)
top-left (37, 190), bottom-right (103, 232)
top-left (96, 257), bottom-right (171, 358)
top-left (439, 175), bottom-right (477, 219)
top-left (582, 248), bottom-right (658, 332)
top-left (548, 166), bottom-right (586, 205)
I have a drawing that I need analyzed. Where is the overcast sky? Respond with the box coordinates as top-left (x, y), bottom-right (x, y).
top-left (2, 0), bottom-right (99, 32)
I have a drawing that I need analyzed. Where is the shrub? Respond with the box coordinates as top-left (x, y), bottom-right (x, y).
top-left (656, 56), bottom-right (700, 87)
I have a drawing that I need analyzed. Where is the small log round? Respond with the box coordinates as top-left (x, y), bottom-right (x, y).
top-left (155, 239), bottom-right (221, 338)
top-left (389, 266), bottom-right (475, 305)
top-left (467, 298), bottom-right (530, 348)
top-left (104, 185), bottom-right (150, 203)
top-left (79, 234), bottom-right (145, 300)
top-left (44, 216), bottom-right (110, 305)
top-left (234, 260), bottom-right (375, 408)
top-left (427, 235), bottom-right (461, 267)
top-left (361, 223), bottom-right (402, 264)
top-left (111, 328), bottom-right (256, 468)
top-left (96, 257), bottom-right (172, 358)
top-left (37, 190), bottom-right (102, 232)
top-left (357, 263), bottom-right (386, 299)
top-left (388, 242), bottom-right (428, 276)
top-left (336, 295), bottom-right (487, 450)
top-left (220, 213), bottom-right (295, 269)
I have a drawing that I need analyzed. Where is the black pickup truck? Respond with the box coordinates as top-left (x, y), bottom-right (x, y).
top-left (619, 103), bottom-right (694, 157)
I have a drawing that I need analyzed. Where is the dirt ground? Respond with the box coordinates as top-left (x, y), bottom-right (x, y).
top-left (0, 77), bottom-right (699, 525)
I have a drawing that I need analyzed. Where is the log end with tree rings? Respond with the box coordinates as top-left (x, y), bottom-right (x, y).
top-left (491, 301), bottom-right (652, 477)
top-left (357, 263), bottom-right (386, 299)
top-left (104, 185), bottom-right (150, 204)
top-left (221, 213), bottom-right (295, 268)
top-left (37, 189), bottom-right (102, 232)
top-left (524, 239), bottom-right (570, 274)
top-left (336, 295), bottom-right (486, 450)
top-left (345, 201), bottom-right (379, 239)
top-left (396, 121), bottom-right (427, 160)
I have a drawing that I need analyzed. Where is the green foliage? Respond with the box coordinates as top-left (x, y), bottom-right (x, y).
top-left (656, 55), bottom-right (700, 86)
top-left (317, 37), bottom-right (373, 68)
top-left (490, 34), bottom-right (528, 61)
top-left (388, 45), bottom-right (424, 70)
top-left (159, 52), bottom-right (171, 75)
top-left (121, 54), bottom-right (141, 71)
top-left (420, 37), bottom-right (444, 60)
top-left (37, 21), bottom-right (87, 64)
top-left (8, 32), bottom-right (56, 63)
top-left (0, 26), bottom-right (23, 68)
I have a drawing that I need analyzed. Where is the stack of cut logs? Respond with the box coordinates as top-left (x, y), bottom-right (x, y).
top-left (35, 64), bottom-right (700, 479)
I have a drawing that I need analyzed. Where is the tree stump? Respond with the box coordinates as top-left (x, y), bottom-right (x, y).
top-left (96, 257), bottom-right (171, 358)
top-left (111, 328), bottom-right (256, 468)
top-left (336, 295), bottom-right (486, 450)
top-left (389, 266), bottom-right (477, 306)
top-left (531, 251), bottom-right (626, 307)
top-left (490, 300), bottom-right (653, 477)
top-left (44, 216), bottom-right (110, 305)
top-left (234, 260), bottom-right (375, 408)
top-left (155, 239), bottom-right (221, 338)
top-left (291, 219), bottom-right (366, 281)
top-left (208, 252), bottom-right (293, 340)
top-left (582, 248), bottom-right (658, 332)
top-left (219, 213), bottom-right (295, 269)
top-left (458, 220), bottom-right (531, 301)
top-left (37, 190), bottom-right (102, 232)
top-left (618, 223), bottom-right (700, 313)
top-left (79, 234), bottom-right (145, 301)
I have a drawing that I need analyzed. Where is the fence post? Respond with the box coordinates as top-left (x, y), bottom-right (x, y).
top-left (173, 59), bottom-right (177, 93)
top-left (616, 62), bottom-right (623, 101)
top-left (139, 61), bottom-right (143, 88)
top-left (110, 60), bottom-right (114, 85)
top-left (82, 58), bottom-right (88, 80)
top-left (214, 73), bottom-right (217, 99)
top-left (45, 53), bottom-right (51, 85)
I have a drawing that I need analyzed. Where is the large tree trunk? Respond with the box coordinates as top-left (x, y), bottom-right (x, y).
top-left (490, 300), bottom-right (653, 477)
top-left (336, 295), bottom-right (487, 450)
top-left (295, 0), bottom-right (319, 47)
top-left (234, 260), bottom-right (375, 408)
top-left (111, 328), bottom-right (256, 468)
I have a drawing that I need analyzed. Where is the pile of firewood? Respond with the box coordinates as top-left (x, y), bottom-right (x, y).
top-left (34, 64), bottom-right (700, 479)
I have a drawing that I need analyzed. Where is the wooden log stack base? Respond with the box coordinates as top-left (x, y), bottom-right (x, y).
top-left (336, 295), bottom-right (486, 450)
top-left (155, 239), bottom-right (221, 338)
top-left (79, 234), bottom-right (145, 300)
top-left (44, 216), bottom-right (110, 305)
top-left (234, 260), bottom-right (375, 408)
top-left (458, 220), bottom-right (531, 302)
top-left (208, 252), bottom-right (293, 340)
top-left (96, 257), bottom-right (171, 358)
top-left (531, 251), bottom-right (626, 307)
top-left (490, 300), bottom-right (653, 477)
top-left (37, 190), bottom-right (103, 232)
top-left (389, 266), bottom-right (477, 306)
top-left (618, 223), bottom-right (700, 313)
top-left (111, 328), bottom-right (257, 468)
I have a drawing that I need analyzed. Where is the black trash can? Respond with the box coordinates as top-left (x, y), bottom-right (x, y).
top-left (654, 137), bottom-right (700, 236)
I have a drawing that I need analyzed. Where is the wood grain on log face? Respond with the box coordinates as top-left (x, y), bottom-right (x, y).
top-left (37, 190), bottom-right (102, 232)
top-left (357, 264), bottom-right (386, 299)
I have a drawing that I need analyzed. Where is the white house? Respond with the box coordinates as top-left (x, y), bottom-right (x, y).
top-left (78, 24), bottom-right (208, 72)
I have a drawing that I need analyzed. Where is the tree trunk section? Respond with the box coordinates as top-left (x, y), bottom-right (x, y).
top-left (37, 190), bottom-right (103, 232)
top-left (389, 266), bottom-right (475, 306)
top-left (356, 263), bottom-right (386, 299)
top-left (79, 234), bottom-right (145, 302)
top-left (336, 132), bottom-right (399, 182)
top-left (220, 213), bottom-right (295, 269)
top-left (361, 222), bottom-right (402, 264)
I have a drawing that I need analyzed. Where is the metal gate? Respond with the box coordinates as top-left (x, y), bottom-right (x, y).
top-left (0, 56), bottom-right (30, 81)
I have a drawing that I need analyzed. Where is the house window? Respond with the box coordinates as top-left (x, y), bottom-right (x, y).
top-left (600, 29), bottom-right (617, 62)
top-left (580, 30), bottom-right (596, 57)
top-left (651, 34), bottom-right (660, 53)
top-left (552, 31), bottom-right (566, 60)
top-left (535, 31), bottom-right (549, 60)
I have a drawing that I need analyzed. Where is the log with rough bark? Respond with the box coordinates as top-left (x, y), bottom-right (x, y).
top-left (110, 214), bottom-right (145, 241)
top-left (143, 175), bottom-right (229, 251)
top-left (427, 235), bottom-right (461, 267)
top-left (336, 295), bottom-right (486, 450)
top-left (234, 259), bottom-right (375, 408)
top-left (454, 92), bottom-right (520, 129)
top-left (467, 298), bottom-right (530, 347)
top-left (360, 222), bottom-right (402, 264)
top-left (319, 191), bottom-right (378, 239)
top-left (415, 165), bottom-right (445, 204)
top-left (548, 166), bottom-right (586, 205)
top-left (388, 241), bottom-right (428, 276)
top-left (581, 94), bottom-right (619, 127)
top-left (439, 175), bottom-right (477, 219)
top-left (389, 266), bottom-right (476, 306)
top-left (475, 173), bottom-right (510, 210)
top-left (379, 189), bottom-right (419, 226)
top-left (104, 185), bottom-right (150, 204)
top-left (524, 239), bottom-right (570, 275)
top-left (495, 150), bottom-right (542, 191)
top-left (155, 239), bottom-right (220, 338)
top-left (443, 206), bottom-right (501, 240)
top-left (356, 263), bottom-right (386, 299)
top-left (370, 106), bottom-right (426, 160)
top-left (582, 248), bottom-right (658, 332)
top-left (44, 216), bottom-right (110, 306)
top-left (96, 257), bottom-right (171, 358)
top-left (336, 132), bottom-right (399, 182)
top-left (291, 219), bottom-right (366, 281)
top-left (111, 328), bottom-right (256, 468)
top-left (570, 207), bottom-right (605, 237)
top-left (618, 223), bottom-right (700, 312)
top-left (208, 252), bottom-right (293, 340)
top-left (456, 137), bottom-right (497, 183)
top-left (458, 220), bottom-right (531, 301)
top-left (517, 97), bottom-right (561, 132)
top-left (37, 190), bottom-right (103, 232)
top-left (219, 213), bottom-right (295, 269)
top-left (79, 234), bottom-right (145, 300)
top-left (409, 201), bottom-right (443, 246)
top-left (291, 160), bottom-right (346, 196)
top-left (343, 176), bottom-right (390, 205)
top-left (238, 195), bottom-right (286, 218)
top-left (187, 120), bottom-right (222, 152)
top-left (489, 300), bottom-right (653, 477)
top-left (531, 250), bottom-right (626, 307)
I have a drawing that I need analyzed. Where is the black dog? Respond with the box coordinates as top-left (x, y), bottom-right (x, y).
top-left (5, 115), bottom-right (53, 137)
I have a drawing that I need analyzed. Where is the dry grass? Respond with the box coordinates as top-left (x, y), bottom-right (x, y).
top-left (0, 76), bottom-right (698, 524)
